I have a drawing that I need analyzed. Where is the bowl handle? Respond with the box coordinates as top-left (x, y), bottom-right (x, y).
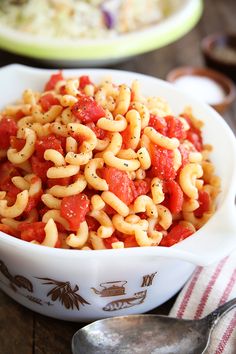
top-left (170, 202), bottom-right (236, 266)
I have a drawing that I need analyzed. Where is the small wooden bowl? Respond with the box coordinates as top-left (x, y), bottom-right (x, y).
top-left (166, 66), bottom-right (236, 114)
top-left (201, 33), bottom-right (236, 82)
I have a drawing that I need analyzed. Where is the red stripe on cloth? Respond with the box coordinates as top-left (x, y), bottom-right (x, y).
top-left (176, 267), bottom-right (203, 318)
top-left (214, 312), bottom-right (236, 354)
top-left (194, 257), bottom-right (228, 320)
top-left (219, 268), bottom-right (236, 306)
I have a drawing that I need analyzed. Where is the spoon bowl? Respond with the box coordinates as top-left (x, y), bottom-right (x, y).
top-left (72, 298), bottom-right (236, 354)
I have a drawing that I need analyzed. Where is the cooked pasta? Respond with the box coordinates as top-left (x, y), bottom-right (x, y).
top-left (0, 72), bottom-right (220, 249)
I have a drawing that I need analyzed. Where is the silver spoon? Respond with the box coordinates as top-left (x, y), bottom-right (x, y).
top-left (72, 297), bottom-right (236, 354)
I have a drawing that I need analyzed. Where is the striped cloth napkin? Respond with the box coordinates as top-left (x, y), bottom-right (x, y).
top-left (169, 251), bottom-right (236, 354)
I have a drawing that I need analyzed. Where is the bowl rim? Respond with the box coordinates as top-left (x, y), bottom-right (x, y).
top-left (166, 65), bottom-right (236, 108)
top-left (0, 0), bottom-right (202, 60)
top-left (0, 64), bottom-right (236, 266)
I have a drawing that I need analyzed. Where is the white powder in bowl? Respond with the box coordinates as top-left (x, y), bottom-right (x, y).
top-left (173, 75), bottom-right (225, 105)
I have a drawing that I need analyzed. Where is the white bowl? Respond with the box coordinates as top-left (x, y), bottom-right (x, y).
top-left (0, 0), bottom-right (202, 66)
top-left (0, 64), bottom-right (236, 322)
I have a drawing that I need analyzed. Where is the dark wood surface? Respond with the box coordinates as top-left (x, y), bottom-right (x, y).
top-left (0, 1), bottom-right (235, 353)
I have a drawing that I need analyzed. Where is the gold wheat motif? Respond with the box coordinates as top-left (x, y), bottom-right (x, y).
top-left (38, 278), bottom-right (90, 310)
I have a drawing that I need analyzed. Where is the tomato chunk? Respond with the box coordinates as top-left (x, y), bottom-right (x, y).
top-left (61, 194), bottom-right (90, 231)
top-left (131, 178), bottom-right (151, 201)
top-left (150, 144), bottom-right (176, 180)
top-left (0, 161), bottom-right (19, 183)
top-left (120, 126), bottom-right (132, 149)
top-left (194, 190), bottom-right (211, 218)
top-left (25, 191), bottom-right (43, 213)
top-left (0, 117), bottom-right (17, 149)
top-left (86, 122), bottom-right (107, 140)
top-left (79, 75), bottom-right (92, 89)
top-left (71, 96), bottom-right (105, 124)
top-left (164, 180), bottom-right (183, 214)
top-left (123, 235), bottom-right (139, 248)
top-left (44, 71), bottom-right (63, 91)
top-left (160, 224), bottom-right (193, 247)
top-left (39, 93), bottom-right (60, 112)
top-left (104, 236), bottom-right (120, 249)
top-left (1, 178), bottom-right (21, 198)
top-left (35, 135), bottom-right (64, 160)
top-left (101, 167), bottom-right (134, 205)
top-left (31, 156), bottom-right (53, 183)
top-left (0, 224), bottom-right (19, 238)
top-left (86, 215), bottom-right (99, 232)
top-left (181, 113), bottom-right (203, 151)
top-left (47, 177), bottom-right (71, 188)
top-left (165, 115), bottom-right (186, 140)
top-left (186, 130), bottom-right (203, 151)
top-left (148, 114), bottom-right (167, 135)
top-left (19, 222), bottom-right (46, 243)
top-left (10, 137), bottom-right (25, 151)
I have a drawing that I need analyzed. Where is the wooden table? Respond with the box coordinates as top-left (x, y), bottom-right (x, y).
top-left (0, 0), bottom-right (235, 353)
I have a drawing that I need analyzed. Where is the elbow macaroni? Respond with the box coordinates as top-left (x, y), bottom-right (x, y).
top-left (0, 72), bottom-right (220, 249)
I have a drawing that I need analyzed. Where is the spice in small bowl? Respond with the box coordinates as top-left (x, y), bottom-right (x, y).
top-left (201, 33), bottom-right (236, 81)
top-left (166, 66), bottom-right (236, 114)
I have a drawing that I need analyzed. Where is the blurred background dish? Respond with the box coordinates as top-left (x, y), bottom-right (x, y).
top-left (166, 66), bottom-right (236, 114)
top-left (0, 0), bottom-right (203, 67)
top-left (201, 33), bottom-right (236, 82)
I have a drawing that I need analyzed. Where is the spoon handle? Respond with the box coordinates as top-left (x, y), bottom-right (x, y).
top-left (206, 297), bottom-right (236, 328)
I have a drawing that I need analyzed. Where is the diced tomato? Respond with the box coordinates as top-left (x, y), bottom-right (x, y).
top-left (47, 177), bottom-right (71, 188)
top-left (165, 115), bottom-right (186, 140)
top-left (39, 206), bottom-right (50, 218)
top-left (24, 190), bottom-right (43, 213)
top-left (79, 75), bottom-right (92, 89)
top-left (14, 110), bottom-right (25, 120)
top-left (61, 194), bottom-right (90, 231)
top-left (0, 176), bottom-right (21, 198)
top-left (159, 224), bottom-right (193, 247)
top-left (164, 180), bottom-right (183, 214)
top-left (31, 156), bottom-right (53, 183)
top-left (55, 135), bottom-right (67, 151)
top-left (0, 162), bottom-right (20, 202)
top-left (120, 127), bottom-right (131, 149)
top-left (55, 239), bottom-right (62, 248)
top-left (101, 167), bottom-right (134, 205)
top-left (103, 204), bottom-right (117, 216)
top-left (0, 117), bottom-right (18, 149)
top-left (181, 113), bottom-right (203, 151)
top-left (0, 161), bottom-right (19, 184)
top-left (10, 136), bottom-right (26, 151)
top-left (39, 93), bottom-right (60, 112)
top-left (148, 114), bottom-right (167, 135)
top-left (194, 190), bottom-right (211, 218)
top-left (150, 144), bottom-right (176, 180)
top-left (186, 130), bottom-right (202, 151)
top-left (35, 135), bottom-right (64, 160)
top-left (71, 96), bottom-right (105, 124)
top-left (55, 222), bottom-right (66, 233)
top-left (131, 178), bottom-right (151, 201)
top-left (86, 215), bottom-right (100, 232)
top-left (137, 212), bottom-right (148, 219)
top-left (86, 122), bottom-right (107, 140)
top-left (44, 71), bottom-right (63, 91)
top-left (0, 224), bottom-right (19, 238)
top-left (19, 222), bottom-right (46, 243)
top-left (178, 144), bottom-right (190, 167)
top-left (59, 85), bottom-right (67, 95)
top-left (123, 235), bottom-right (139, 248)
top-left (104, 235), bottom-right (120, 249)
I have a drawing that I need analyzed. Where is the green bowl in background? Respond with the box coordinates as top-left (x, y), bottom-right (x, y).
top-left (0, 0), bottom-right (203, 66)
